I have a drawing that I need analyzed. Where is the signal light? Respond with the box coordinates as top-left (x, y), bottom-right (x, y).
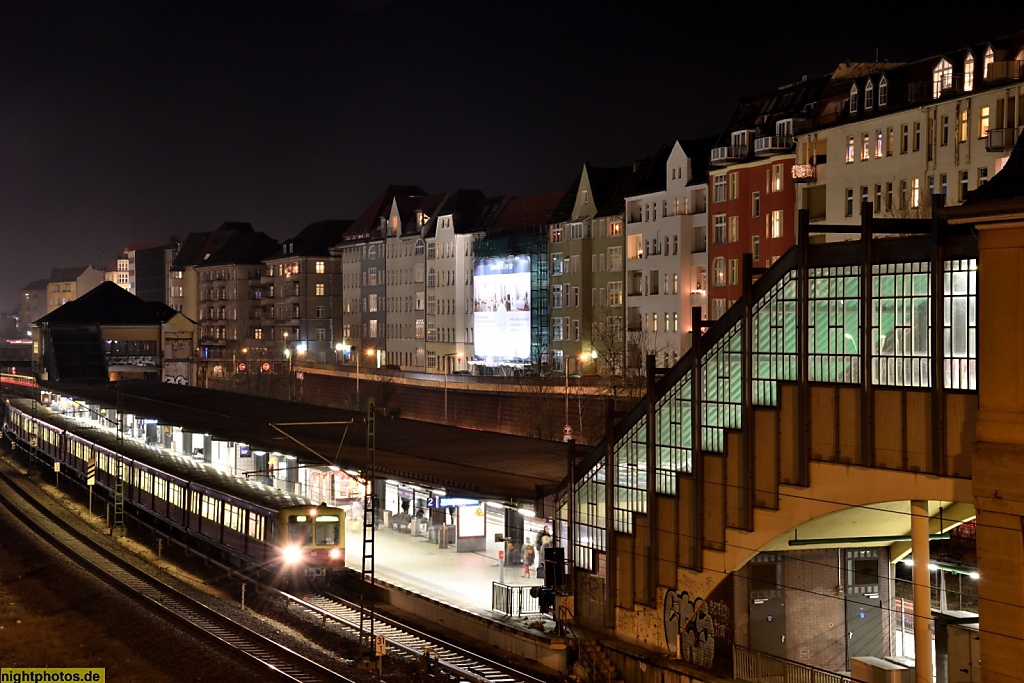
top-left (237, 362), bottom-right (247, 372)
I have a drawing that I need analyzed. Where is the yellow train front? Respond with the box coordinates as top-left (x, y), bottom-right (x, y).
top-left (278, 504), bottom-right (346, 576)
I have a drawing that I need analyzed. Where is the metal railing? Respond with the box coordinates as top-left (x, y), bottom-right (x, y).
top-left (734, 645), bottom-right (854, 683)
top-left (491, 582), bottom-right (542, 617)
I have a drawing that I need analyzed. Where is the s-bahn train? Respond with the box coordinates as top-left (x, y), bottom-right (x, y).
top-left (2, 399), bottom-right (346, 577)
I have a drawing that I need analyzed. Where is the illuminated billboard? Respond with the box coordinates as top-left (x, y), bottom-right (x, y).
top-left (473, 255), bottom-right (532, 364)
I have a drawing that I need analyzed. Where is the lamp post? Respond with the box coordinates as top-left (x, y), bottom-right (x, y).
top-left (341, 344), bottom-right (374, 410)
top-left (564, 350), bottom-right (596, 442)
top-left (443, 352), bottom-right (463, 424)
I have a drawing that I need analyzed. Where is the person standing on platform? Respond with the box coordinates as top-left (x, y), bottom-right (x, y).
top-left (522, 537), bottom-right (536, 578)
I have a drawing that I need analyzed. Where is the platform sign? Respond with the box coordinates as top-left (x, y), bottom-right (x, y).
top-left (562, 424), bottom-right (573, 442)
top-left (86, 458), bottom-right (97, 486)
top-left (53, 461), bottom-right (60, 473)
top-left (375, 634), bottom-right (387, 656)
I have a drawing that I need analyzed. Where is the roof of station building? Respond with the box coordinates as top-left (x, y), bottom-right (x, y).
top-left (40, 379), bottom-right (569, 503)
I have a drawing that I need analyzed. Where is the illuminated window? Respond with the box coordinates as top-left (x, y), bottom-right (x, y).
top-left (771, 163), bottom-right (783, 191)
top-left (861, 133), bottom-right (870, 160)
top-left (959, 110), bottom-right (968, 142)
top-left (769, 210), bottom-right (783, 238)
top-left (983, 46), bottom-right (994, 78)
top-left (911, 178), bottom-right (921, 208)
top-left (849, 83), bottom-right (859, 113)
top-left (315, 283), bottom-right (325, 296)
top-left (964, 53), bottom-right (975, 91)
top-left (932, 58), bottom-right (952, 98)
top-left (712, 257), bottom-right (726, 286)
top-left (979, 106), bottom-right (990, 137)
top-left (315, 261), bottom-right (325, 274)
top-left (846, 136), bottom-right (855, 163)
top-left (875, 130), bottom-right (883, 158)
top-left (728, 172), bottom-right (739, 199)
top-left (728, 216), bottom-right (739, 242)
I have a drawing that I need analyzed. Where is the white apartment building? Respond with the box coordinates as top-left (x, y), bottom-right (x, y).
top-left (796, 38), bottom-right (1023, 225)
top-left (624, 139), bottom-right (712, 368)
top-left (383, 195), bottom-right (439, 371)
top-left (424, 190), bottom-right (489, 374)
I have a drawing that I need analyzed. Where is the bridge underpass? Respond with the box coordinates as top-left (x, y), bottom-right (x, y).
top-left (562, 205), bottom-right (987, 682)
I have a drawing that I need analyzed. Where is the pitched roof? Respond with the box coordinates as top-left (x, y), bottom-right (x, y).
top-left (489, 191), bottom-right (564, 236)
top-left (394, 193), bottom-right (445, 238)
top-left (678, 135), bottom-right (718, 185)
top-left (199, 230), bottom-right (279, 266)
top-left (49, 266), bottom-right (91, 282)
top-left (347, 184), bottom-right (428, 240)
top-left (271, 220), bottom-right (352, 258)
top-left (21, 279), bottom-right (49, 292)
top-left (420, 189), bottom-right (487, 237)
top-left (36, 281), bottom-right (181, 327)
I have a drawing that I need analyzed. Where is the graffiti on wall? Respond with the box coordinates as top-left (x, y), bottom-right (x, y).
top-left (663, 590), bottom-right (715, 667)
top-left (663, 576), bottom-right (734, 674)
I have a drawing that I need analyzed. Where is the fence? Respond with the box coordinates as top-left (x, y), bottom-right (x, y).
top-left (491, 582), bottom-right (542, 617)
top-left (734, 645), bottom-right (854, 683)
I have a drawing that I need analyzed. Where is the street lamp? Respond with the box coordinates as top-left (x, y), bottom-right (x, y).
top-left (564, 350), bottom-right (597, 442)
top-left (341, 344), bottom-right (375, 409)
top-left (443, 352), bottom-right (464, 424)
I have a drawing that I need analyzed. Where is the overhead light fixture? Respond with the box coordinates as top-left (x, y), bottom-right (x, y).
top-left (518, 508), bottom-right (535, 517)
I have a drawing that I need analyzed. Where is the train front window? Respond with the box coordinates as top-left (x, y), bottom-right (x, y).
top-left (287, 515), bottom-right (312, 544)
top-left (314, 515), bottom-right (340, 545)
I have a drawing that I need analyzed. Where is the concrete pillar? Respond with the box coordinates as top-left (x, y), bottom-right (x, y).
top-left (911, 499), bottom-right (934, 683)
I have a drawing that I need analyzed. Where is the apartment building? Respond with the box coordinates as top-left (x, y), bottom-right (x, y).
top-left (795, 33), bottom-right (1024, 225)
top-left (624, 137), bottom-right (714, 368)
top-left (383, 193), bottom-right (443, 371)
top-left (332, 185), bottom-right (427, 370)
top-left (707, 75), bottom-right (833, 316)
top-left (422, 189), bottom-right (501, 374)
top-left (549, 163), bottom-right (641, 375)
top-left (194, 229), bottom-right (278, 371)
top-left (46, 265), bottom-right (104, 314)
top-left (474, 191), bottom-right (562, 373)
top-left (259, 220), bottom-right (350, 364)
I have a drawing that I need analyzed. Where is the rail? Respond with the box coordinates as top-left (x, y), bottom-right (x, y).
top-left (491, 581), bottom-right (542, 617)
top-left (733, 644), bottom-right (854, 683)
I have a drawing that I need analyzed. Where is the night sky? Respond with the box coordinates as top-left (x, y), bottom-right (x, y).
top-left (0, 1), bottom-right (1015, 312)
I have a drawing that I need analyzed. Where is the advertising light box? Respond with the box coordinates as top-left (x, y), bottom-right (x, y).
top-left (473, 255), bottom-right (532, 363)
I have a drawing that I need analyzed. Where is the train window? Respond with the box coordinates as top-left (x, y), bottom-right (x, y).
top-left (248, 512), bottom-right (264, 540)
top-left (139, 471), bottom-right (151, 493)
top-left (153, 477), bottom-right (167, 501)
top-left (202, 496), bottom-right (218, 521)
top-left (314, 516), bottom-right (341, 545)
top-left (224, 504), bottom-right (241, 532)
top-left (167, 482), bottom-right (182, 508)
top-left (191, 492), bottom-right (202, 516)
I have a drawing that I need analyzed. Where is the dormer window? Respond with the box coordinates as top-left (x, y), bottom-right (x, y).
top-left (964, 53), bottom-right (975, 91)
top-left (933, 58), bottom-right (953, 99)
top-left (865, 80), bottom-right (875, 109)
top-left (984, 46), bottom-right (994, 78)
top-left (879, 75), bottom-right (888, 106)
top-left (849, 83), bottom-right (859, 114)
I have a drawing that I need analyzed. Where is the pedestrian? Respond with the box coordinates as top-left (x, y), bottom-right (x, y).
top-left (522, 537), bottom-right (536, 578)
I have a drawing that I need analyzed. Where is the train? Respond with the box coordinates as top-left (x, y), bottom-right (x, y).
top-left (2, 397), bottom-right (346, 577)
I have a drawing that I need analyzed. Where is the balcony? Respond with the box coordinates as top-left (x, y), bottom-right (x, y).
top-left (986, 60), bottom-right (1024, 83)
top-left (986, 127), bottom-right (1017, 152)
top-left (710, 145), bottom-right (749, 166)
top-left (792, 164), bottom-right (816, 183)
top-left (754, 135), bottom-right (794, 156)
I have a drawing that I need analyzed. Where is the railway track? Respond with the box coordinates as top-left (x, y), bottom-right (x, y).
top-left (0, 463), bottom-right (358, 683)
top-left (277, 588), bottom-right (553, 683)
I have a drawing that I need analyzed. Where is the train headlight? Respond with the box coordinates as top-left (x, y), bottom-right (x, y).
top-left (282, 545), bottom-right (303, 564)
top-left (329, 548), bottom-right (341, 560)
